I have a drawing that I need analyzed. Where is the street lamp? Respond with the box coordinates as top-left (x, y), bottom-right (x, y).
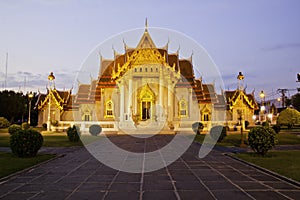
top-left (237, 72), bottom-right (245, 147)
top-left (47, 72), bottom-right (55, 131)
top-left (260, 90), bottom-right (265, 122)
top-left (28, 92), bottom-right (34, 125)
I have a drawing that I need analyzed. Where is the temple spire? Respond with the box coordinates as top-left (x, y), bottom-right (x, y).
top-left (145, 18), bottom-right (148, 32)
top-left (136, 19), bottom-right (156, 49)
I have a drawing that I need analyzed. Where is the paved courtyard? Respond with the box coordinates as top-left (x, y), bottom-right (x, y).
top-left (0, 135), bottom-right (299, 200)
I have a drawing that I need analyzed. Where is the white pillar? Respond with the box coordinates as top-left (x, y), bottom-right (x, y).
top-left (189, 88), bottom-right (193, 119)
top-left (159, 70), bottom-right (163, 106)
top-left (167, 80), bottom-right (172, 121)
top-left (159, 69), bottom-right (164, 120)
top-left (120, 83), bottom-right (124, 122)
top-left (128, 78), bottom-right (132, 117)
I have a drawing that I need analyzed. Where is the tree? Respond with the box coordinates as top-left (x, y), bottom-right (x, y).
top-left (277, 107), bottom-right (300, 128)
top-left (0, 90), bottom-right (38, 125)
top-left (291, 93), bottom-right (300, 112)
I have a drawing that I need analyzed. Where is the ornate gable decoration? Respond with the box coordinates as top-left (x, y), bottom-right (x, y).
top-left (229, 90), bottom-right (257, 110)
top-left (112, 49), bottom-right (166, 81)
top-left (130, 49), bottom-right (165, 66)
top-left (138, 84), bottom-right (155, 101)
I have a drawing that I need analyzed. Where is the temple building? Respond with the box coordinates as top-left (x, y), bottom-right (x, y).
top-left (36, 26), bottom-right (258, 132)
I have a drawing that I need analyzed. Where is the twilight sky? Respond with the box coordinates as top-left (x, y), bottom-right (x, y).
top-left (0, 0), bottom-right (299, 101)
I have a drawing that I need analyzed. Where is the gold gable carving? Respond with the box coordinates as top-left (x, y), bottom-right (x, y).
top-left (130, 49), bottom-right (165, 66)
top-left (112, 49), bottom-right (166, 81)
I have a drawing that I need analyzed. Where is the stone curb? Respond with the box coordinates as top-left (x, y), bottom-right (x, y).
top-left (225, 152), bottom-right (300, 187)
top-left (0, 153), bottom-right (64, 184)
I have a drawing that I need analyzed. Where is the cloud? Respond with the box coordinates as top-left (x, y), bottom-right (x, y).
top-left (0, 71), bottom-right (76, 93)
top-left (261, 43), bottom-right (300, 51)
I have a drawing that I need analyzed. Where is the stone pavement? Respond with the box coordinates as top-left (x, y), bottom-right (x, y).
top-left (0, 135), bottom-right (299, 200)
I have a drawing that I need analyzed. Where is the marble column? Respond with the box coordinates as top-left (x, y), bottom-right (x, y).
top-left (167, 80), bottom-right (172, 121)
top-left (128, 78), bottom-right (132, 119)
top-left (119, 82), bottom-right (124, 122)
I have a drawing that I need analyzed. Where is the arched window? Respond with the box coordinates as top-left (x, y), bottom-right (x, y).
top-left (105, 100), bottom-right (114, 118)
top-left (84, 114), bottom-right (90, 121)
top-left (203, 114), bottom-right (209, 121)
top-left (179, 99), bottom-right (188, 118)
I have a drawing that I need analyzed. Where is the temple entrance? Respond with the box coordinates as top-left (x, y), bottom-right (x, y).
top-left (138, 84), bottom-right (155, 121)
top-left (142, 101), bottom-right (151, 120)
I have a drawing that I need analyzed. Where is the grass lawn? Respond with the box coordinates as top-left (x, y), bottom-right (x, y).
top-left (236, 151), bottom-right (300, 182)
top-left (194, 132), bottom-right (300, 147)
top-left (0, 128), bottom-right (104, 147)
top-left (0, 152), bottom-right (56, 178)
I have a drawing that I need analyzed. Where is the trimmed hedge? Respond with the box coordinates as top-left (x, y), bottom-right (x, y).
top-left (210, 125), bottom-right (227, 142)
top-left (0, 117), bottom-right (10, 128)
top-left (8, 124), bottom-right (22, 135)
top-left (10, 129), bottom-right (43, 157)
top-left (248, 126), bottom-right (277, 156)
top-left (22, 122), bottom-right (30, 130)
top-left (89, 124), bottom-right (102, 136)
top-left (192, 122), bottom-right (204, 135)
top-left (67, 125), bottom-right (81, 142)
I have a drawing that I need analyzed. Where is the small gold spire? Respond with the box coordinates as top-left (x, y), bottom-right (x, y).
top-left (145, 18), bottom-right (148, 32)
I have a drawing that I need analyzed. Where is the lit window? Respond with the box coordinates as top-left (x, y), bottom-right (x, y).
top-left (203, 114), bottom-right (209, 121)
top-left (84, 114), bottom-right (90, 121)
top-left (179, 99), bottom-right (188, 118)
top-left (105, 100), bottom-right (114, 118)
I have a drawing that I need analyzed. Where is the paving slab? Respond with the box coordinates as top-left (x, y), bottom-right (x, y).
top-left (0, 135), bottom-right (299, 200)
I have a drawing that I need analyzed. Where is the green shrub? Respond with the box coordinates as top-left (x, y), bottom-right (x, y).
top-left (51, 120), bottom-right (59, 127)
top-left (210, 125), bottom-right (227, 142)
top-left (89, 124), bottom-right (102, 136)
top-left (8, 124), bottom-right (22, 135)
top-left (272, 124), bottom-right (281, 134)
top-left (67, 125), bottom-right (80, 142)
top-left (261, 121), bottom-right (269, 127)
top-left (42, 123), bottom-right (47, 129)
top-left (22, 122), bottom-right (30, 130)
top-left (277, 107), bottom-right (300, 128)
top-left (0, 117), bottom-right (10, 128)
top-left (10, 129), bottom-right (43, 157)
top-left (245, 121), bottom-right (250, 129)
top-left (192, 122), bottom-right (204, 134)
top-left (248, 126), bottom-right (277, 156)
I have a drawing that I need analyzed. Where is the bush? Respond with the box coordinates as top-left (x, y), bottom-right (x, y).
top-left (89, 124), bottom-right (102, 136)
top-left (192, 122), bottom-right (204, 134)
top-left (272, 124), bottom-right (281, 134)
top-left (67, 125), bottom-right (80, 142)
top-left (0, 117), bottom-right (10, 128)
top-left (10, 129), bottom-right (43, 157)
top-left (261, 121), bottom-right (269, 127)
top-left (210, 125), bottom-right (227, 142)
top-left (8, 124), bottom-right (22, 135)
top-left (277, 107), bottom-right (300, 128)
top-left (248, 126), bottom-right (277, 156)
top-left (245, 121), bottom-right (250, 129)
top-left (51, 120), bottom-right (59, 127)
top-left (42, 123), bottom-right (47, 129)
top-left (22, 122), bottom-right (30, 130)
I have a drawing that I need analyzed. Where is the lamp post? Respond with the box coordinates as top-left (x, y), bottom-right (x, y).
top-left (260, 90), bottom-right (265, 122)
top-left (28, 91), bottom-right (34, 125)
top-left (237, 72), bottom-right (245, 147)
top-left (47, 72), bottom-right (55, 131)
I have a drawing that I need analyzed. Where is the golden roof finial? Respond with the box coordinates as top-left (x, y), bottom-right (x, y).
top-left (145, 18), bottom-right (148, 32)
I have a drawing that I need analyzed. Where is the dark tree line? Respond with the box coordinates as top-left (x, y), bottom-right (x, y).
top-left (0, 90), bottom-right (38, 126)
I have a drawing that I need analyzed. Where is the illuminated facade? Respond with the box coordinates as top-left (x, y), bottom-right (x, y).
top-left (36, 27), bottom-right (258, 132)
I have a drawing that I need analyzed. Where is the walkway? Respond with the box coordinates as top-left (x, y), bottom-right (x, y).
top-left (0, 135), bottom-right (299, 200)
